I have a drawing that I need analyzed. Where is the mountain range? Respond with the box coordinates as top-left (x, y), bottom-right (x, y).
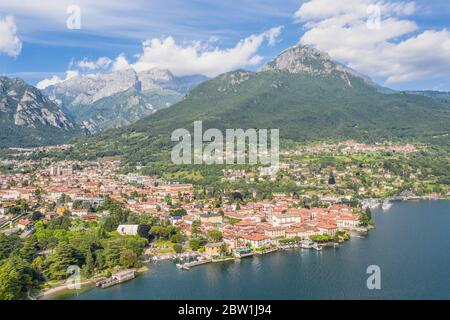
top-left (42, 68), bottom-right (208, 132)
top-left (1, 45), bottom-right (449, 155)
top-left (66, 45), bottom-right (450, 164)
top-left (0, 77), bottom-right (82, 148)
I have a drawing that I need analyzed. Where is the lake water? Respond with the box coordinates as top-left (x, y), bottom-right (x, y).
top-left (65, 200), bottom-right (450, 300)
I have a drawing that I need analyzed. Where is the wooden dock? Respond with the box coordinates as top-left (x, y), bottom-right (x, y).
top-left (96, 270), bottom-right (135, 288)
top-left (177, 258), bottom-right (212, 270)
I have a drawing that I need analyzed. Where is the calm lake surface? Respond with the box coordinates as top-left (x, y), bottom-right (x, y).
top-left (65, 200), bottom-right (450, 300)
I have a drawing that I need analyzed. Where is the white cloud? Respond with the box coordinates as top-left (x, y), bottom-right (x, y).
top-left (111, 54), bottom-right (131, 71)
top-left (295, 0), bottom-right (450, 84)
top-left (36, 70), bottom-right (79, 90)
top-left (294, 0), bottom-right (415, 23)
top-left (0, 1), bottom-right (292, 46)
top-left (0, 15), bottom-right (22, 57)
top-left (266, 26), bottom-right (283, 46)
top-left (130, 26), bottom-right (283, 77)
top-left (78, 57), bottom-right (112, 70)
top-left (35, 26), bottom-right (282, 85)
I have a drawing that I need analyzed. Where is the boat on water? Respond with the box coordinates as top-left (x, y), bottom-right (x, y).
top-left (300, 240), bottom-right (314, 249)
top-left (361, 198), bottom-right (381, 210)
top-left (382, 200), bottom-right (393, 211)
top-left (312, 243), bottom-right (322, 251)
top-left (176, 257), bottom-right (212, 270)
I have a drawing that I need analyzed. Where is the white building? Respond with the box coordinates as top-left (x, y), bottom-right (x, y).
top-left (240, 234), bottom-right (272, 248)
top-left (71, 209), bottom-right (89, 217)
top-left (117, 224), bottom-right (139, 236)
top-left (336, 215), bottom-right (360, 230)
top-left (269, 213), bottom-right (301, 227)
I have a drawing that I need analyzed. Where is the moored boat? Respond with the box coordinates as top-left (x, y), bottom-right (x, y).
top-left (382, 200), bottom-right (393, 211)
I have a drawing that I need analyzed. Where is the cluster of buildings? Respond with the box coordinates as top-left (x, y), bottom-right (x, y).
top-left (174, 195), bottom-right (361, 250)
top-left (0, 160), bottom-right (194, 229)
top-left (1, 158), bottom-right (363, 255)
top-left (284, 140), bottom-right (418, 155)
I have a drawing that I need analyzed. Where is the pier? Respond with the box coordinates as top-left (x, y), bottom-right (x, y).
top-left (96, 270), bottom-right (135, 288)
top-left (177, 258), bottom-right (212, 270)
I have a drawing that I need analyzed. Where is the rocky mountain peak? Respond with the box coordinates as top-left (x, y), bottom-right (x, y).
top-left (259, 44), bottom-right (376, 88)
top-left (43, 67), bottom-right (207, 106)
top-left (0, 76), bottom-right (76, 130)
top-left (260, 45), bottom-right (334, 74)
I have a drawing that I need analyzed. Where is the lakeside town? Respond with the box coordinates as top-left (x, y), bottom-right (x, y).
top-left (0, 140), bottom-right (449, 299)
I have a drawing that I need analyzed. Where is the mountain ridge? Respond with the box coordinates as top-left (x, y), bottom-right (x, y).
top-left (42, 68), bottom-right (208, 132)
top-left (65, 44), bottom-right (450, 164)
top-left (0, 76), bottom-right (83, 148)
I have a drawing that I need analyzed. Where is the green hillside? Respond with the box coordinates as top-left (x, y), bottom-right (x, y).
top-left (65, 46), bottom-right (450, 164)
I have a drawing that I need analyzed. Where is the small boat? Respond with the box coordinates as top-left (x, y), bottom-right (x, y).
top-left (382, 200), bottom-right (393, 211)
top-left (312, 243), bottom-right (322, 251)
top-left (176, 263), bottom-right (183, 269)
top-left (300, 240), bottom-right (314, 249)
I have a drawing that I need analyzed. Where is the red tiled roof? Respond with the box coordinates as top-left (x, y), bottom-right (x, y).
top-left (241, 233), bottom-right (269, 241)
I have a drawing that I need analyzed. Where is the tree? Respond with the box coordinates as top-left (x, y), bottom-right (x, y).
top-left (19, 238), bottom-right (37, 262)
top-left (328, 174), bottom-right (336, 185)
top-left (58, 193), bottom-right (71, 205)
top-left (173, 244), bottom-right (183, 254)
top-left (164, 195), bottom-right (172, 206)
top-left (150, 225), bottom-right (177, 240)
top-left (72, 200), bottom-right (83, 209)
top-left (48, 216), bottom-right (72, 230)
top-left (191, 220), bottom-right (201, 237)
top-left (103, 241), bottom-right (122, 269)
top-left (119, 250), bottom-right (138, 268)
top-left (0, 260), bottom-right (22, 300)
top-left (189, 238), bottom-right (201, 251)
top-left (32, 256), bottom-right (45, 273)
top-left (365, 208), bottom-right (372, 220)
top-left (82, 249), bottom-right (95, 278)
top-left (220, 243), bottom-right (228, 256)
top-left (0, 256), bottom-right (39, 300)
top-left (359, 208), bottom-right (373, 227)
top-left (170, 208), bottom-right (187, 217)
top-left (0, 234), bottom-right (22, 261)
top-left (137, 224), bottom-right (151, 239)
top-left (45, 242), bottom-right (82, 280)
top-left (309, 235), bottom-right (334, 243)
top-left (31, 211), bottom-right (43, 221)
top-left (170, 233), bottom-right (183, 243)
top-left (18, 199), bottom-right (28, 213)
top-left (207, 230), bottom-right (223, 242)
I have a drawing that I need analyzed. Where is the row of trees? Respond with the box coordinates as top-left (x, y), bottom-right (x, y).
top-left (0, 199), bottom-right (154, 300)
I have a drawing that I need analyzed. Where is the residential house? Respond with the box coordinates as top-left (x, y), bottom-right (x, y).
top-left (17, 218), bottom-right (31, 230)
top-left (117, 224), bottom-right (139, 236)
top-left (205, 242), bottom-right (224, 257)
top-left (199, 213), bottom-right (223, 224)
top-left (240, 233), bottom-right (272, 249)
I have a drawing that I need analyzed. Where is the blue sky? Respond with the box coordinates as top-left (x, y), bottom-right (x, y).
top-left (1, 0), bottom-right (450, 91)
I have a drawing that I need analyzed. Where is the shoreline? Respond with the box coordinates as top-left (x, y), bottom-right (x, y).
top-left (36, 279), bottom-right (95, 300)
top-left (37, 266), bottom-right (149, 300)
top-left (52, 243), bottom-right (347, 299)
top-left (40, 200), bottom-right (449, 300)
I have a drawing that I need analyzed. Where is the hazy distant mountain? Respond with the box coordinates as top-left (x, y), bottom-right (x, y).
top-left (72, 88), bottom-right (182, 132)
top-left (68, 44), bottom-right (450, 163)
top-left (405, 90), bottom-right (450, 104)
top-left (43, 68), bottom-right (208, 132)
top-left (0, 77), bottom-right (82, 148)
